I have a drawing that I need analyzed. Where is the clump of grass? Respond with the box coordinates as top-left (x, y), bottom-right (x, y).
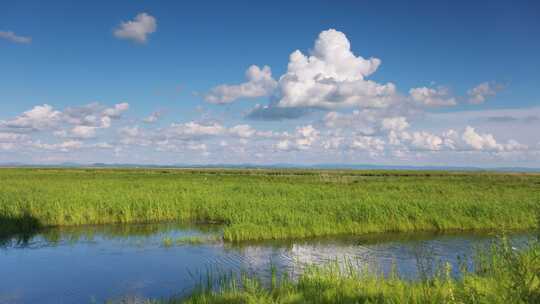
top-left (1, 168), bottom-right (539, 242)
top-left (162, 237), bottom-right (174, 248)
top-left (161, 235), bottom-right (221, 247)
top-left (174, 238), bottom-right (540, 304)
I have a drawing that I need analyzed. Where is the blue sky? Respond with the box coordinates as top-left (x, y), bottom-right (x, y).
top-left (1, 0), bottom-right (540, 166)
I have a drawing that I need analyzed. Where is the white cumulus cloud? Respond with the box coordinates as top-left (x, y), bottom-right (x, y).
top-left (460, 126), bottom-right (525, 152)
top-left (381, 117), bottom-right (409, 132)
top-left (229, 124), bottom-right (256, 138)
top-left (1, 104), bottom-right (61, 131)
top-left (275, 29), bottom-right (396, 110)
top-left (113, 13), bottom-right (157, 44)
top-left (204, 65), bottom-right (277, 104)
top-left (468, 82), bottom-right (502, 104)
top-left (409, 86), bottom-right (457, 107)
top-left (103, 102), bottom-right (129, 118)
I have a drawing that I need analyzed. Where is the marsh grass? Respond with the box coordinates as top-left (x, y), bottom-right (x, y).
top-left (170, 237), bottom-right (540, 304)
top-left (1, 168), bottom-right (539, 242)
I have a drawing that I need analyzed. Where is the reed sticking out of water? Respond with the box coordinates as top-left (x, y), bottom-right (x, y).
top-left (1, 168), bottom-right (539, 242)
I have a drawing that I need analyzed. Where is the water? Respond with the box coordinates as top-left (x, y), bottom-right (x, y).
top-left (0, 223), bottom-right (532, 304)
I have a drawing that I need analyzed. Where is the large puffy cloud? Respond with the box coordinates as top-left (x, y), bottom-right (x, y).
top-left (203, 28), bottom-right (513, 131)
top-left (204, 65), bottom-right (277, 104)
top-left (208, 29), bottom-right (397, 117)
top-left (467, 82), bottom-right (502, 104)
top-left (409, 86), bottom-right (457, 107)
top-left (113, 13), bottom-right (157, 44)
top-left (275, 29), bottom-right (396, 110)
top-left (0, 30), bottom-right (32, 44)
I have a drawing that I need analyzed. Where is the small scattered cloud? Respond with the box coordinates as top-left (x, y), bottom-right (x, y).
top-left (0, 31), bottom-right (31, 44)
top-left (409, 86), bottom-right (457, 107)
top-left (103, 102), bottom-right (130, 118)
top-left (165, 122), bottom-right (226, 140)
top-left (468, 82), bottom-right (503, 104)
top-left (143, 111), bottom-right (162, 123)
top-left (113, 13), bottom-right (157, 44)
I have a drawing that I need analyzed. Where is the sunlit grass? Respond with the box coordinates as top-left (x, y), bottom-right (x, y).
top-left (1, 168), bottom-right (539, 241)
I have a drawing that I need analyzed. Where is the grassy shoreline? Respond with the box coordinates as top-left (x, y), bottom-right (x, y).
top-left (174, 237), bottom-right (540, 304)
top-left (1, 168), bottom-right (539, 241)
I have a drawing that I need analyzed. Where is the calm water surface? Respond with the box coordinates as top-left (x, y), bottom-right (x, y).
top-left (0, 223), bottom-right (532, 304)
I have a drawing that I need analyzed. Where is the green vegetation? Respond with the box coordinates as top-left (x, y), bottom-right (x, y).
top-left (1, 168), bottom-right (539, 242)
top-left (162, 236), bottom-right (174, 247)
top-left (175, 235), bottom-right (221, 245)
top-left (162, 235), bottom-right (219, 247)
top-left (163, 237), bottom-right (540, 304)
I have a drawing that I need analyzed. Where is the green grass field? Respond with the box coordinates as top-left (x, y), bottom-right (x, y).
top-left (1, 168), bottom-right (539, 241)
